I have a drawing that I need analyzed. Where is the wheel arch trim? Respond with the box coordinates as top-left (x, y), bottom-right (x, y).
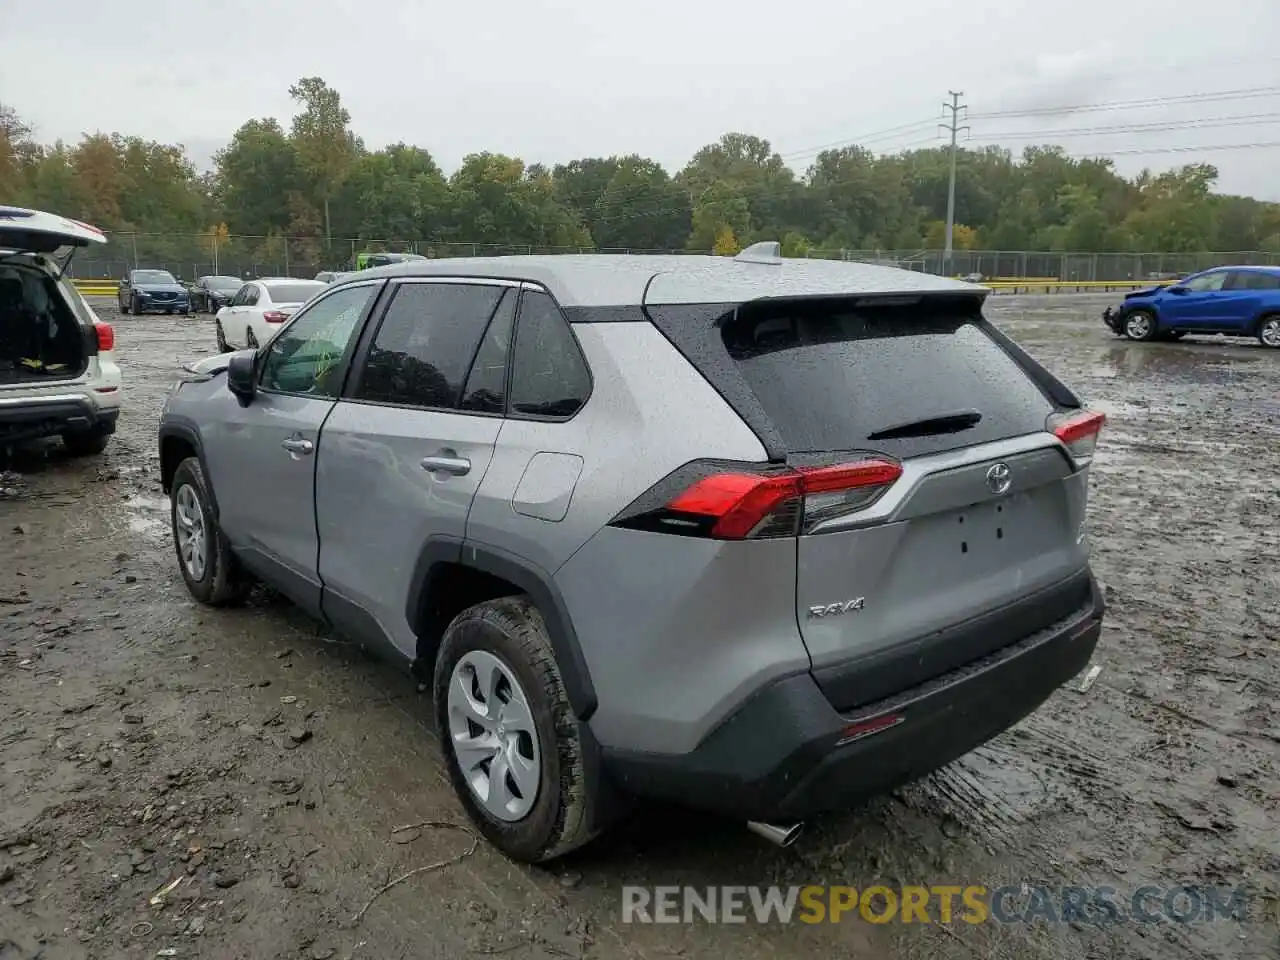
top-left (407, 536), bottom-right (598, 721)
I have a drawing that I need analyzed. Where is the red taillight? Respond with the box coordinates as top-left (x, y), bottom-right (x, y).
top-left (661, 458), bottom-right (902, 540)
top-left (669, 472), bottom-right (804, 539)
top-left (263, 311), bottom-right (288, 323)
top-left (1050, 409), bottom-right (1105, 465)
top-left (94, 321), bottom-right (114, 352)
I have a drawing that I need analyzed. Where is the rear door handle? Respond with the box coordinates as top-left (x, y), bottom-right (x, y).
top-left (420, 454), bottom-right (471, 476)
top-left (282, 437), bottom-right (314, 457)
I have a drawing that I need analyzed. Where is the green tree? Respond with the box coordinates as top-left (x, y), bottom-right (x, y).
top-left (288, 77), bottom-right (358, 245)
top-left (214, 119), bottom-right (301, 239)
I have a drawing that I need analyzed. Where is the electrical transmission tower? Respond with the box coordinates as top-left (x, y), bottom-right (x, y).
top-left (940, 91), bottom-right (969, 277)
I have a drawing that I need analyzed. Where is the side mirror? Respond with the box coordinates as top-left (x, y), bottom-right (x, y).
top-left (226, 349), bottom-right (257, 403)
top-left (1167, 285), bottom-right (1188, 295)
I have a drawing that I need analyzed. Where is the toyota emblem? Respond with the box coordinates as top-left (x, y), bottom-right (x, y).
top-left (985, 462), bottom-right (1012, 495)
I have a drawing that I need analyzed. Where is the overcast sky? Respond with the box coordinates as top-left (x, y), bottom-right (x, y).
top-left (2, 0), bottom-right (1278, 198)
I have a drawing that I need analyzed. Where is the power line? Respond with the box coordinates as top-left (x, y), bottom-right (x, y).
top-left (970, 140), bottom-right (1280, 160)
top-left (777, 118), bottom-right (940, 160)
top-left (969, 85), bottom-right (1280, 121)
top-left (772, 85), bottom-right (1280, 164)
top-left (982, 113), bottom-right (1280, 140)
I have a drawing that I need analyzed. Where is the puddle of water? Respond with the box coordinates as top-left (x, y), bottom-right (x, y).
top-left (119, 493), bottom-right (170, 538)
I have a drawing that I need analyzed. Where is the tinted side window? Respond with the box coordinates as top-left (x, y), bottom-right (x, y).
top-left (356, 282), bottom-right (504, 409)
top-left (508, 290), bottom-right (591, 418)
top-left (459, 289), bottom-right (516, 414)
top-left (243, 285), bottom-right (260, 306)
top-left (259, 284), bottom-right (378, 397)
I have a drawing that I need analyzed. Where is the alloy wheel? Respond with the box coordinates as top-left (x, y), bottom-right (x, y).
top-left (174, 483), bottom-right (208, 581)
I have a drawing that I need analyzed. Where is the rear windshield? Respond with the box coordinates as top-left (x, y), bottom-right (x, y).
top-left (652, 296), bottom-right (1056, 460)
top-left (264, 282), bottom-right (324, 304)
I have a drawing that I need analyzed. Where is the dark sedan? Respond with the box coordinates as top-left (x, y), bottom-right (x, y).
top-left (119, 269), bottom-right (190, 315)
top-left (190, 275), bottom-right (244, 313)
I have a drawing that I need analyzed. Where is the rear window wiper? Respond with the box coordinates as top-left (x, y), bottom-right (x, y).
top-left (867, 409), bottom-right (982, 441)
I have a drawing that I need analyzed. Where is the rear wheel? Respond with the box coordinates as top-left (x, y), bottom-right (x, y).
top-left (246, 329), bottom-right (259, 349)
top-left (1258, 315), bottom-right (1280, 349)
top-left (434, 597), bottom-right (599, 863)
top-left (62, 428), bottom-right (110, 457)
top-left (215, 320), bottom-right (229, 353)
top-left (170, 457), bottom-right (248, 606)
top-left (1123, 309), bottom-right (1158, 341)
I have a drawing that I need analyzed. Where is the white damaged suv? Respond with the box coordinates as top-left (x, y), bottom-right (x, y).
top-left (0, 207), bottom-right (121, 456)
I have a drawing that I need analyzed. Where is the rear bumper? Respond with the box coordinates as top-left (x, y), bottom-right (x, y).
top-left (0, 394), bottom-right (119, 443)
top-left (603, 575), bottom-right (1104, 822)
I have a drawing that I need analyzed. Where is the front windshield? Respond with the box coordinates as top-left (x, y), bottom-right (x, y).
top-left (133, 270), bottom-right (176, 284)
top-left (208, 276), bottom-right (241, 290)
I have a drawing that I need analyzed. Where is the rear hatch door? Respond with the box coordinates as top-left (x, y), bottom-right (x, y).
top-left (647, 291), bottom-right (1096, 713)
top-left (0, 207), bottom-right (107, 254)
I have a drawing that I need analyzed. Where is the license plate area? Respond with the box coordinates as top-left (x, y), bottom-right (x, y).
top-left (946, 490), bottom-right (1043, 573)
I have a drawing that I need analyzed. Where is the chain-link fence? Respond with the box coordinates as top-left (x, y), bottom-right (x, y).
top-left (66, 232), bottom-right (1280, 283)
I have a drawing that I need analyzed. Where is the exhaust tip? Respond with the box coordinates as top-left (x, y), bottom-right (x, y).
top-left (746, 820), bottom-right (804, 848)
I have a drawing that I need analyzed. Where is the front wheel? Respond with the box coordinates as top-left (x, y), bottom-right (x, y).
top-left (170, 457), bottom-right (248, 606)
top-left (1123, 309), bottom-right (1158, 341)
top-left (1258, 315), bottom-right (1280, 349)
top-left (434, 597), bottom-right (600, 863)
top-left (131, 295), bottom-right (142, 315)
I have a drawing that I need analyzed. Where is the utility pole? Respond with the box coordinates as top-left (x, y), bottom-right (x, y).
top-left (939, 91), bottom-right (969, 277)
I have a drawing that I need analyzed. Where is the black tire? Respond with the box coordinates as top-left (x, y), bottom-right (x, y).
top-left (170, 457), bottom-right (248, 606)
top-left (215, 320), bottom-right (229, 353)
top-left (1257, 314), bottom-right (1280, 349)
top-left (61, 428), bottom-right (110, 457)
top-left (1123, 309), bottom-right (1158, 341)
top-left (433, 597), bottom-right (599, 863)
top-left (131, 294), bottom-right (143, 315)
top-left (246, 330), bottom-right (259, 349)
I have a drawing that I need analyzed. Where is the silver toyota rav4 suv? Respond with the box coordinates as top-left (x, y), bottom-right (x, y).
top-left (159, 243), bottom-right (1106, 862)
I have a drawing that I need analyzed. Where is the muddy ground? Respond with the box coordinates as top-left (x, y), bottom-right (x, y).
top-left (1, 294), bottom-right (1277, 960)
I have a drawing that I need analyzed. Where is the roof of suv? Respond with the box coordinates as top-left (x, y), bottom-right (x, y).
top-left (350, 247), bottom-right (982, 308)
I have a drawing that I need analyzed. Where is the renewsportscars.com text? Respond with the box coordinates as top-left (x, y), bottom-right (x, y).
top-left (621, 884), bottom-right (1257, 925)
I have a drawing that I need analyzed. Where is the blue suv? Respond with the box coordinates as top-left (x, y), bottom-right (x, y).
top-left (1103, 266), bottom-right (1280, 348)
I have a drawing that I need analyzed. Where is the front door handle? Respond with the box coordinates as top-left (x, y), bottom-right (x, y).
top-left (282, 437), bottom-right (314, 458)
top-left (420, 454), bottom-right (471, 476)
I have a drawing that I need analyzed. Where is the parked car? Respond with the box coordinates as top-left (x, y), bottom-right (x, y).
top-left (190, 275), bottom-right (244, 314)
top-left (118, 268), bottom-right (190, 315)
top-left (159, 243), bottom-right (1106, 862)
top-left (0, 206), bottom-right (121, 455)
top-left (315, 271), bottom-right (354, 284)
top-left (353, 252), bottom-right (427, 270)
top-left (212, 278), bottom-right (327, 351)
top-left (1104, 265), bottom-right (1280, 347)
